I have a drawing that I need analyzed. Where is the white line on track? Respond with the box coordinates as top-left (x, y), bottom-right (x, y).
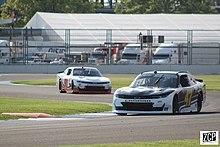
top-left (0, 81), bottom-right (55, 87)
top-left (0, 111), bottom-right (117, 122)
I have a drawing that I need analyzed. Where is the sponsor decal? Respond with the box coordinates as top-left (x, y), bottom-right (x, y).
top-left (184, 89), bottom-right (193, 107)
top-left (64, 79), bottom-right (71, 88)
top-left (200, 131), bottom-right (219, 145)
top-left (48, 48), bottom-right (65, 54)
top-left (164, 107), bottom-right (168, 111)
top-left (125, 99), bottom-right (151, 103)
top-left (87, 84), bottom-right (102, 86)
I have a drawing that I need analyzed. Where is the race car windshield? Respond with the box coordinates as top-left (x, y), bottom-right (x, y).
top-left (73, 69), bottom-right (102, 77)
top-left (130, 73), bottom-right (178, 88)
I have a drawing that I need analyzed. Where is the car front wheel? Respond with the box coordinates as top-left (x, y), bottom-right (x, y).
top-left (172, 95), bottom-right (179, 114)
top-left (197, 93), bottom-right (202, 113)
top-left (59, 80), bottom-right (66, 93)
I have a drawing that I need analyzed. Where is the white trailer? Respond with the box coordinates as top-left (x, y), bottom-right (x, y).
top-left (0, 40), bottom-right (10, 64)
top-left (119, 44), bottom-right (148, 64)
top-left (152, 43), bottom-right (187, 64)
top-left (152, 42), bottom-right (220, 65)
top-left (14, 41), bottom-right (65, 63)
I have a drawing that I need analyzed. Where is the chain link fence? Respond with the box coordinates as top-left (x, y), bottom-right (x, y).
top-left (0, 28), bottom-right (219, 65)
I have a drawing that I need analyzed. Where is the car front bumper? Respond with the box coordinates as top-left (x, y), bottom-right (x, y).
top-left (73, 84), bottom-right (111, 94)
top-left (112, 96), bottom-right (173, 114)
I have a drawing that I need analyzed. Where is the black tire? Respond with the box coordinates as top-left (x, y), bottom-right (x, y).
top-left (71, 80), bottom-right (76, 94)
top-left (197, 93), bottom-right (202, 113)
top-left (59, 80), bottom-right (66, 93)
top-left (172, 95), bottom-right (179, 114)
top-left (116, 113), bottom-right (127, 116)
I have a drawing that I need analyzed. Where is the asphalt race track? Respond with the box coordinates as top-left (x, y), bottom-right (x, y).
top-left (0, 74), bottom-right (219, 147)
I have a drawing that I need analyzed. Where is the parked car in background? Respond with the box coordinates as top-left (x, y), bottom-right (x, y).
top-left (112, 71), bottom-right (206, 115)
top-left (57, 67), bottom-right (111, 94)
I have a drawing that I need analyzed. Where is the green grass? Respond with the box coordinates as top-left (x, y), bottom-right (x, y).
top-left (13, 79), bottom-right (56, 86)
top-left (12, 77), bottom-right (135, 88)
top-left (12, 75), bottom-right (220, 90)
top-left (58, 139), bottom-right (214, 147)
top-left (0, 97), bottom-right (111, 120)
top-left (109, 77), bottom-right (135, 88)
top-left (195, 75), bottom-right (220, 90)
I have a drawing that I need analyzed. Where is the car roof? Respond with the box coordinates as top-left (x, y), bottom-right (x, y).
top-left (141, 70), bottom-right (189, 75)
top-left (68, 67), bottom-right (98, 70)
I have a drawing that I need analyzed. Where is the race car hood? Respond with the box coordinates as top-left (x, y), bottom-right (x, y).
top-left (74, 76), bottom-right (110, 83)
top-left (115, 86), bottom-right (174, 97)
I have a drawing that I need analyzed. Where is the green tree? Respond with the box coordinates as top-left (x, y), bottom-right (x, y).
top-left (149, 0), bottom-right (177, 13)
top-left (176, 0), bottom-right (217, 14)
top-left (1, 0), bottom-right (100, 27)
top-left (115, 0), bottom-right (151, 14)
top-left (115, 0), bottom-right (217, 14)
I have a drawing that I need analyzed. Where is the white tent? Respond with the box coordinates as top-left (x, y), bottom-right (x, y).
top-left (25, 12), bottom-right (220, 46)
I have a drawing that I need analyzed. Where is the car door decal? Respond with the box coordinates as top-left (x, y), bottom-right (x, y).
top-left (64, 78), bottom-right (72, 91)
top-left (64, 79), bottom-right (68, 88)
top-left (184, 88), bottom-right (193, 107)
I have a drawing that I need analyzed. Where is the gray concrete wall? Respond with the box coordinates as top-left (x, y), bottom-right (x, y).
top-left (0, 64), bottom-right (220, 74)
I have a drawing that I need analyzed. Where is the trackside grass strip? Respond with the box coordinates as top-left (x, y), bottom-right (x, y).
top-left (0, 97), bottom-right (111, 120)
top-left (12, 79), bottom-right (56, 85)
top-left (196, 75), bottom-right (220, 90)
top-left (12, 77), bottom-right (135, 88)
top-left (12, 75), bottom-right (220, 90)
top-left (58, 139), bottom-right (211, 147)
top-left (108, 77), bottom-right (135, 88)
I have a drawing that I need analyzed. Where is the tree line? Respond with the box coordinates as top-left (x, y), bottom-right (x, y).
top-left (0, 0), bottom-right (218, 27)
top-left (115, 0), bottom-right (217, 14)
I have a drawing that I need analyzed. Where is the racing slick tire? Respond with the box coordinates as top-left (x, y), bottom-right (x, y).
top-left (71, 80), bottom-right (79, 94)
top-left (59, 80), bottom-right (66, 93)
top-left (196, 93), bottom-right (203, 113)
top-left (172, 95), bottom-right (179, 114)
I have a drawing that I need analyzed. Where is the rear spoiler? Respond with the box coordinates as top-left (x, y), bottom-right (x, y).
top-left (195, 78), bottom-right (203, 82)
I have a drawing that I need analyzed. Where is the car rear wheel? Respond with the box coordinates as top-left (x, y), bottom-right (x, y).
top-left (197, 93), bottom-right (202, 113)
top-left (172, 95), bottom-right (179, 114)
top-left (59, 80), bottom-right (66, 93)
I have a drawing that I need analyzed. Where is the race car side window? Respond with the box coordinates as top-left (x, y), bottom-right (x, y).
top-left (188, 75), bottom-right (196, 86)
top-left (180, 75), bottom-right (190, 87)
top-left (64, 68), bottom-right (68, 75)
top-left (67, 69), bottom-right (72, 75)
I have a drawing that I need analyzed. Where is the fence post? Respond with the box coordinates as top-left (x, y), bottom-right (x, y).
top-left (219, 42), bottom-right (220, 65)
top-left (187, 30), bottom-right (193, 65)
top-left (147, 29), bottom-right (152, 65)
top-left (65, 29), bottom-right (70, 64)
top-left (22, 27), bottom-right (28, 65)
top-left (106, 29), bottom-right (112, 64)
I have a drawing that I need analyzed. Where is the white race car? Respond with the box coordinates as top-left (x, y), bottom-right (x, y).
top-left (57, 67), bottom-right (111, 94)
top-left (112, 71), bottom-right (206, 115)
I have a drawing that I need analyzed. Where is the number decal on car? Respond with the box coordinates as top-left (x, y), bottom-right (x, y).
top-left (184, 89), bottom-right (193, 107)
top-left (64, 79), bottom-right (68, 87)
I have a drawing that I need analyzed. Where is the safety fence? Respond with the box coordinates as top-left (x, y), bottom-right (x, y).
top-left (0, 28), bottom-right (219, 65)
